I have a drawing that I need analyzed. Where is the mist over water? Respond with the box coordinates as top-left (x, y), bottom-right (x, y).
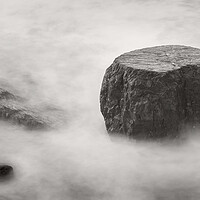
top-left (0, 0), bottom-right (200, 199)
top-left (1, 124), bottom-right (200, 200)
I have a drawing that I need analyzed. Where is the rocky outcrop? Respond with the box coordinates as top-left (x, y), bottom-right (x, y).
top-left (100, 45), bottom-right (200, 139)
top-left (0, 88), bottom-right (52, 130)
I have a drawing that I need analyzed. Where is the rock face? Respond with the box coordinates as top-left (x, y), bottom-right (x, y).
top-left (100, 45), bottom-right (200, 139)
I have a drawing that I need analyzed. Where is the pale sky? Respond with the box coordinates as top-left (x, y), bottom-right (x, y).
top-left (0, 0), bottom-right (199, 127)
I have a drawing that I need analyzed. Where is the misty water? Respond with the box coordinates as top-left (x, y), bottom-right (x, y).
top-left (0, 0), bottom-right (200, 199)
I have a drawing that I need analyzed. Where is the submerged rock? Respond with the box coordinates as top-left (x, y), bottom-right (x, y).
top-left (100, 45), bottom-right (200, 139)
top-left (0, 88), bottom-right (51, 130)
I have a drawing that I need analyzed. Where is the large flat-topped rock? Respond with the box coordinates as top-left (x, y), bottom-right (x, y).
top-left (100, 45), bottom-right (200, 140)
top-left (115, 45), bottom-right (200, 72)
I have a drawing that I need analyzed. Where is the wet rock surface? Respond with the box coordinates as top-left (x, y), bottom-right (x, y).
top-left (0, 165), bottom-right (13, 181)
top-left (100, 45), bottom-right (200, 139)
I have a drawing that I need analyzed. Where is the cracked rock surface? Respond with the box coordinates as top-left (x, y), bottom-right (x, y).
top-left (100, 45), bottom-right (200, 139)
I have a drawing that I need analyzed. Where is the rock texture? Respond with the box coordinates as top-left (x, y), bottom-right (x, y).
top-left (100, 45), bottom-right (200, 139)
top-left (0, 88), bottom-right (52, 130)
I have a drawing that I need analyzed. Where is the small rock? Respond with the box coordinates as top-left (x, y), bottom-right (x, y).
top-left (0, 165), bottom-right (13, 181)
